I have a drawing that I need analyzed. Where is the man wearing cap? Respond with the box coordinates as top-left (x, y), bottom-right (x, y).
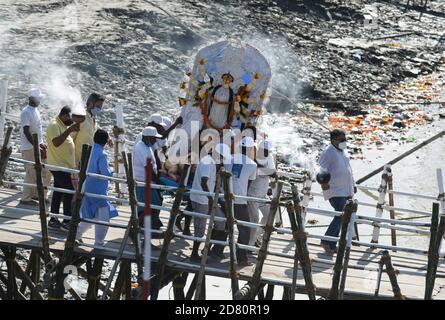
top-left (210, 136), bottom-right (257, 266)
top-left (20, 88), bottom-right (51, 205)
top-left (189, 142), bottom-right (231, 261)
top-left (247, 140), bottom-right (276, 247)
top-left (133, 126), bottom-right (164, 236)
top-left (46, 106), bottom-right (83, 230)
top-left (317, 129), bottom-right (356, 254)
top-left (77, 129), bottom-right (118, 246)
top-left (73, 93), bottom-right (105, 167)
top-left (134, 114), bottom-right (183, 169)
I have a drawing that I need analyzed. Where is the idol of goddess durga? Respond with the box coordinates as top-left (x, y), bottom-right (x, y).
top-left (201, 73), bottom-right (236, 130)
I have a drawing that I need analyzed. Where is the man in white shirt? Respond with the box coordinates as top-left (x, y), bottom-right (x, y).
top-left (317, 129), bottom-right (356, 254)
top-left (20, 88), bottom-right (51, 205)
top-left (247, 140), bottom-right (276, 247)
top-left (133, 126), bottom-right (164, 237)
top-left (189, 143), bottom-right (231, 261)
top-left (133, 114), bottom-right (182, 168)
top-left (210, 136), bottom-right (257, 266)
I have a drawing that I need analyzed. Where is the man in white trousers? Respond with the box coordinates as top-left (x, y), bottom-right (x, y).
top-left (247, 140), bottom-right (276, 247)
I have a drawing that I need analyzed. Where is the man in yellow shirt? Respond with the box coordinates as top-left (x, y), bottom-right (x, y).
top-left (46, 106), bottom-right (83, 230)
top-left (73, 93), bottom-right (105, 167)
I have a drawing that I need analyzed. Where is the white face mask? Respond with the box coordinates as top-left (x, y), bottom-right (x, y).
top-left (338, 141), bottom-right (347, 150)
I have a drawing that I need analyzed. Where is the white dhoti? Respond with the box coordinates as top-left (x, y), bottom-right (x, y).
top-left (77, 207), bottom-right (110, 247)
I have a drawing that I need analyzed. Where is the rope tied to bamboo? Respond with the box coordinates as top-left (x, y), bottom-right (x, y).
top-left (385, 268), bottom-right (400, 277)
top-left (292, 230), bottom-right (308, 241)
top-left (172, 282), bottom-right (186, 289)
top-left (224, 192), bottom-right (235, 202)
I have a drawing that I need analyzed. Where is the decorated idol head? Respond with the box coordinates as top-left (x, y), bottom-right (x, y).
top-left (221, 73), bottom-right (234, 88)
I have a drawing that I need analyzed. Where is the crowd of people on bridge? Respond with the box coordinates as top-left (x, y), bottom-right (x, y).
top-left (18, 88), bottom-right (281, 266)
top-left (18, 86), bottom-right (357, 261)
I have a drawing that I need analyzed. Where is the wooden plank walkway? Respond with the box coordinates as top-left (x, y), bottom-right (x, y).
top-left (0, 186), bottom-right (444, 300)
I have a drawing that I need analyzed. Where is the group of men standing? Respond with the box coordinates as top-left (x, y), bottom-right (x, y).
top-left (189, 135), bottom-right (276, 267)
top-left (20, 88), bottom-right (115, 246)
top-left (19, 87), bottom-right (355, 260)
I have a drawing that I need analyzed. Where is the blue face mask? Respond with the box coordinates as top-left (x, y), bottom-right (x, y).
top-left (91, 106), bottom-right (102, 117)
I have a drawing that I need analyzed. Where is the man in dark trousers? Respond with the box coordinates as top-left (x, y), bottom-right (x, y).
top-left (317, 129), bottom-right (356, 254)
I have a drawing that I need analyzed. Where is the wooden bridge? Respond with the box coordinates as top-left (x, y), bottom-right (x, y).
top-left (1, 184), bottom-right (445, 300)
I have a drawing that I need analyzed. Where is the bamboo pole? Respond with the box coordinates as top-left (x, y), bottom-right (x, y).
top-left (32, 134), bottom-right (51, 265)
top-left (381, 250), bottom-right (404, 300)
top-left (221, 170), bottom-right (239, 298)
top-left (301, 172), bottom-right (312, 223)
top-left (328, 199), bottom-right (357, 300)
top-left (373, 257), bottom-right (384, 299)
top-left (0, 126), bottom-right (13, 184)
top-left (53, 144), bottom-right (91, 299)
top-left (234, 182), bottom-right (283, 300)
top-left (425, 203), bottom-right (445, 300)
top-left (291, 184), bottom-right (316, 299)
top-left (425, 202), bottom-right (439, 300)
top-left (86, 258), bottom-right (104, 300)
top-left (101, 152), bottom-right (144, 300)
top-left (186, 274), bottom-right (198, 300)
top-left (387, 172), bottom-right (397, 247)
top-left (290, 250), bottom-right (298, 300)
top-left (371, 165), bottom-right (390, 243)
top-left (113, 129), bottom-right (120, 195)
top-left (19, 249), bottom-right (35, 295)
top-left (0, 79), bottom-right (8, 142)
top-left (125, 153), bottom-right (143, 286)
top-left (356, 131), bottom-right (445, 184)
top-left (151, 164), bottom-right (190, 300)
top-left (339, 202), bottom-right (358, 299)
top-left (173, 272), bottom-right (188, 300)
top-left (123, 261), bottom-right (132, 300)
top-left (31, 251), bottom-right (41, 300)
top-left (2, 246), bottom-right (18, 299)
top-left (12, 259), bottom-right (44, 300)
top-left (110, 262), bottom-right (127, 300)
top-left (194, 170), bottom-right (222, 300)
top-left (286, 195), bottom-right (316, 300)
top-left (430, 214), bottom-right (445, 296)
top-left (265, 284), bottom-right (274, 300)
top-left (142, 159), bottom-right (152, 300)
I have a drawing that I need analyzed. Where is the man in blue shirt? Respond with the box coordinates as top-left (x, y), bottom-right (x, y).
top-left (77, 129), bottom-right (118, 247)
